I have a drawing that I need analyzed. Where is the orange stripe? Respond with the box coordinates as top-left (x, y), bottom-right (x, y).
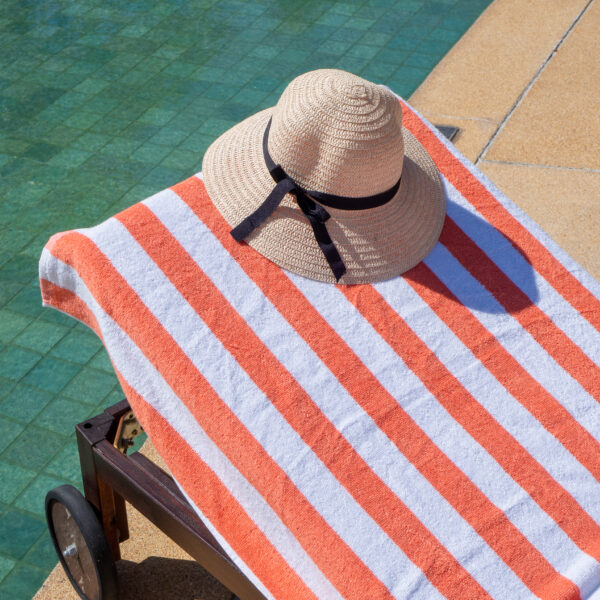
top-left (342, 282), bottom-right (600, 564)
top-left (438, 218), bottom-right (600, 400)
top-left (174, 176), bottom-right (581, 600)
top-left (406, 261), bottom-right (600, 482)
top-left (41, 278), bottom-right (102, 335)
top-left (116, 374), bottom-right (319, 600)
top-left (118, 203), bottom-right (491, 600)
top-left (41, 280), bottom-right (314, 599)
top-left (46, 230), bottom-right (393, 600)
top-left (401, 100), bottom-right (600, 336)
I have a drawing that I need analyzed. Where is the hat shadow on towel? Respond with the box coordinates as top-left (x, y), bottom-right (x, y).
top-left (402, 197), bottom-right (539, 315)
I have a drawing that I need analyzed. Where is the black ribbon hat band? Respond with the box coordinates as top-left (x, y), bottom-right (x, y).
top-left (230, 117), bottom-right (401, 281)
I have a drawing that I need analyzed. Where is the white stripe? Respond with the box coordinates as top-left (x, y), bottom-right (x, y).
top-left (425, 242), bottom-right (600, 446)
top-left (375, 276), bottom-right (600, 594)
top-left (444, 179), bottom-right (600, 373)
top-left (80, 217), bottom-right (434, 599)
top-left (398, 98), bottom-right (600, 301)
top-left (146, 190), bottom-right (535, 600)
top-left (40, 249), bottom-right (341, 600)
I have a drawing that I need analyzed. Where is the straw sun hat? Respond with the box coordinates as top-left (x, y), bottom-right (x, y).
top-left (203, 69), bottom-right (445, 284)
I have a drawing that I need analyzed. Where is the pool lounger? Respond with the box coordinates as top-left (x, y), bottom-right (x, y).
top-left (45, 399), bottom-right (265, 600)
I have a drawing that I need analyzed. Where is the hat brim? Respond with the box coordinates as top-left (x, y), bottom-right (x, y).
top-left (202, 107), bottom-right (445, 284)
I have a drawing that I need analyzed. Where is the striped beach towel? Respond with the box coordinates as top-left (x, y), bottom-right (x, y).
top-left (39, 100), bottom-right (600, 600)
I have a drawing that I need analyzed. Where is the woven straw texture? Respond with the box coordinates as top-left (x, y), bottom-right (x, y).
top-left (203, 69), bottom-right (445, 284)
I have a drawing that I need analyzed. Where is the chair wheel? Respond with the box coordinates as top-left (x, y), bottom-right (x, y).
top-left (45, 484), bottom-right (119, 600)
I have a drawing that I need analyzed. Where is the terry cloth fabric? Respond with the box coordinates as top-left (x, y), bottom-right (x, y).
top-left (39, 99), bottom-right (600, 600)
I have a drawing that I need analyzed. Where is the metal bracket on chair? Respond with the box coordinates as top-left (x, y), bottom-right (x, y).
top-left (113, 410), bottom-right (143, 454)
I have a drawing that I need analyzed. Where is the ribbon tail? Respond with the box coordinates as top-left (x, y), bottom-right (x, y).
top-left (307, 218), bottom-right (347, 281)
top-left (231, 178), bottom-right (296, 242)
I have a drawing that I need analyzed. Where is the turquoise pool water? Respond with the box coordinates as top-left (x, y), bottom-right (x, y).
top-left (0, 0), bottom-right (491, 597)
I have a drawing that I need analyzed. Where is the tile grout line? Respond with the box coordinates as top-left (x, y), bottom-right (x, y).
top-left (474, 0), bottom-right (596, 166)
top-left (480, 158), bottom-right (600, 174)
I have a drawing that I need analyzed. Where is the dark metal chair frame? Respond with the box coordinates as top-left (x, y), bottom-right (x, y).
top-left (75, 399), bottom-right (265, 600)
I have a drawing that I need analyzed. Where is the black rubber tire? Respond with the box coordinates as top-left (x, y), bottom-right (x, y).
top-left (45, 484), bottom-right (119, 600)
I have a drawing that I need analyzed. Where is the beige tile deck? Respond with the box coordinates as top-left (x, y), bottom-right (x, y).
top-left (484, 0), bottom-right (600, 169)
top-left (410, 0), bottom-right (590, 124)
top-left (36, 0), bottom-right (599, 598)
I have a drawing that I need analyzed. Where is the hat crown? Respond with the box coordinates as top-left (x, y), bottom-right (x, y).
top-left (268, 69), bottom-right (405, 199)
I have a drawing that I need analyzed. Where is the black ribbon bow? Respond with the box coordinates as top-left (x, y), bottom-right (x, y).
top-left (230, 118), bottom-right (401, 281)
